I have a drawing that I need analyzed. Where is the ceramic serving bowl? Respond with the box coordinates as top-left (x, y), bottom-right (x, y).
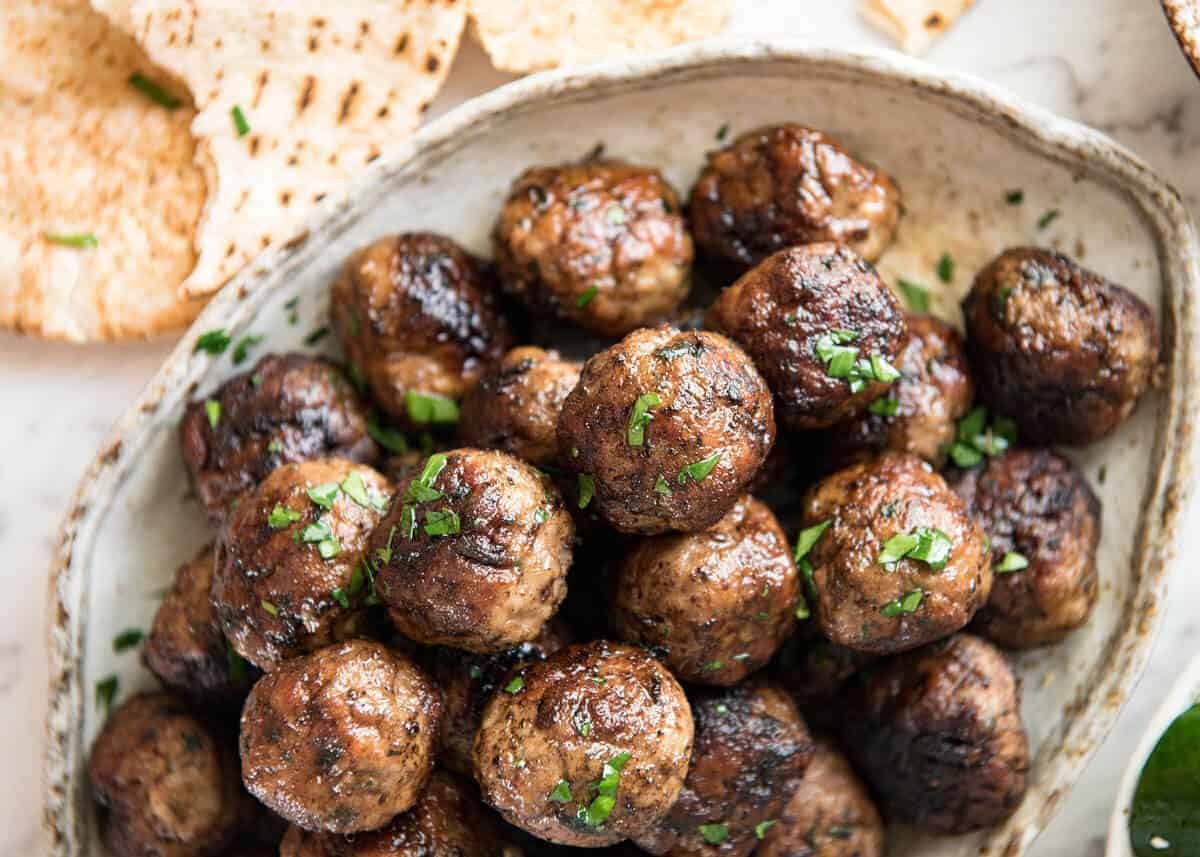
top-left (43, 41), bottom-right (1200, 857)
top-left (1163, 0), bottom-right (1200, 77)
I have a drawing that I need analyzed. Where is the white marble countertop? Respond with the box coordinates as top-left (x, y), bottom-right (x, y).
top-left (4, 1), bottom-right (1200, 855)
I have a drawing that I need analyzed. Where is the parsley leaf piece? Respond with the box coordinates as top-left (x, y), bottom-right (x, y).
top-left (128, 72), bottom-right (181, 108)
top-left (627, 393), bottom-right (662, 446)
top-left (549, 780), bottom-right (573, 803)
top-left (1006, 189), bottom-right (1025, 205)
top-left (580, 752), bottom-right (631, 827)
top-left (654, 475), bottom-right (673, 495)
top-left (996, 551), bottom-right (1030, 574)
top-left (195, 329), bottom-right (231, 354)
top-left (95, 675), bottom-right (119, 712)
top-left (260, 599), bottom-right (280, 617)
top-left (424, 508), bottom-right (461, 537)
top-left (504, 676), bottom-right (525, 694)
top-left (897, 279), bottom-right (930, 312)
top-left (699, 823), bottom-right (729, 845)
top-left (878, 532), bottom-right (920, 565)
top-left (577, 285), bottom-right (599, 308)
top-left (869, 396), bottom-right (899, 417)
top-left (204, 399), bottom-right (221, 429)
top-left (268, 504), bottom-right (301, 529)
top-left (578, 474), bottom-right (595, 510)
top-left (231, 105), bottom-right (251, 137)
top-left (231, 334), bottom-right (263, 365)
top-left (112, 629), bottom-right (144, 653)
top-left (794, 520), bottom-right (831, 563)
top-left (1037, 209), bottom-right (1060, 230)
top-left (677, 451), bottom-right (722, 485)
top-left (45, 231), bottom-right (99, 249)
top-left (303, 325), bottom-right (330, 346)
top-left (367, 414), bottom-right (408, 454)
top-left (937, 253), bottom-right (955, 284)
top-left (331, 587), bottom-right (350, 609)
top-left (881, 588), bottom-right (924, 617)
top-left (405, 390), bottom-right (460, 425)
top-left (755, 820), bottom-right (776, 840)
top-left (307, 482), bottom-right (340, 508)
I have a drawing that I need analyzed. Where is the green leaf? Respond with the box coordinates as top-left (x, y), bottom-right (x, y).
top-left (755, 820), bottom-right (776, 840)
top-left (868, 396), bottom-right (899, 417)
top-left (1130, 703), bottom-right (1200, 856)
top-left (627, 393), bottom-right (662, 446)
top-left (112, 629), bottom-right (144, 653)
top-left (226, 644), bottom-right (248, 682)
top-left (304, 325), bottom-right (330, 346)
top-left (579, 752), bottom-right (631, 826)
top-left (578, 474), bottom-right (595, 510)
top-left (296, 519), bottom-right (333, 544)
top-left (405, 390), bottom-right (460, 425)
top-left (204, 399), bottom-right (221, 429)
top-left (1037, 209), bottom-right (1060, 230)
top-left (95, 675), bottom-right (118, 712)
top-left (424, 508), bottom-right (461, 537)
top-left (958, 406), bottom-right (987, 442)
top-left (577, 285), bottom-right (599, 308)
top-left (341, 470), bottom-right (384, 510)
top-left (948, 441), bottom-right (984, 469)
top-left (367, 414), bottom-right (408, 454)
top-left (231, 105), bottom-right (251, 137)
top-left (128, 72), bottom-right (181, 108)
top-left (936, 253), bottom-right (955, 284)
top-left (1006, 189), bottom-right (1025, 205)
top-left (699, 823), bottom-right (729, 845)
top-left (261, 599), bottom-right (280, 616)
top-left (794, 520), bottom-right (831, 563)
top-left (996, 551), bottom-right (1030, 574)
top-left (268, 504), bottom-right (301, 529)
top-left (716, 122), bottom-right (730, 141)
top-left (654, 475), bottom-right (673, 495)
top-left (877, 532), bottom-right (919, 565)
top-left (267, 439), bottom-right (284, 454)
top-left (794, 595), bottom-right (810, 621)
top-left (880, 588), bottom-right (924, 617)
top-left (504, 676), bottom-right (525, 694)
top-left (549, 780), bottom-right (573, 803)
top-left (231, 334), bottom-right (263, 365)
top-left (45, 231), bottom-right (99, 249)
top-left (331, 587), bottom-right (350, 609)
top-left (878, 528), bottom-right (953, 570)
top-left (195, 329), bottom-right (231, 354)
top-left (870, 353), bottom-right (901, 384)
top-left (307, 482), bottom-right (340, 508)
top-left (897, 279), bottom-right (930, 313)
top-left (317, 535), bottom-right (341, 559)
top-left (677, 451), bottom-right (722, 485)
top-left (606, 205), bottom-right (627, 225)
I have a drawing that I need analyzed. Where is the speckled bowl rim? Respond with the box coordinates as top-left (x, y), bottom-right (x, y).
top-left (42, 40), bottom-right (1200, 857)
top-left (1163, 0), bottom-right (1200, 78)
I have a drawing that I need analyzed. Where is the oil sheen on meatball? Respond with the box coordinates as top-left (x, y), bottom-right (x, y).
top-left (458, 347), bottom-right (582, 466)
top-left (706, 244), bottom-right (907, 430)
top-left (801, 452), bottom-right (991, 654)
top-left (951, 449), bottom-right (1101, 648)
top-left (689, 124), bottom-right (900, 268)
top-left (962, 247), bottom-right (1159, 446)
top-left (331, 232), bottom-right (512, 427)
top-left (839, 634), bottom-right (1029, 834)
top-left (240, 640), bottom-right (442, 834)
top-left (634, 681), bottom-right (813, 857)
top-left (557, 326), bottom-right (775, 535)
top-left (180, 354), bottom-right (378, 522)
top-left (492, 160), bottom-right (694, 336)
top-left (473, 640), bottom-right (694, 846)
top-left (612, 495), bottom-right (799, 685)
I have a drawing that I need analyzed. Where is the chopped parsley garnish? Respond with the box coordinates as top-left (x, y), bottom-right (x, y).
top-left (307, 482), bottom-right (340, 508)
top-left (284, 296), bottom-right (301, 325)
top-left (226, 644), bottom-right (248, 682)
top-left (878, 527), bottom-right (953, 570)
top-left (406, 454), bottom-right (447, 503)
top-left (794, 600), bottom-right (810, 620)
top-left (367, 414), bottom-right (408, 454)
top-left (897, 278), bottom-right (930, 312)
top-left (534, 507), bottom-right (549, 525)
top-left (702, 660), bottom-right (724, 672)
top-left (996, 551), bottom-right (1030, 574)
top-left (341, 470), bottom-right (386, 511)
top-left (231, 334), bottom-right (263, 365)
top-left (755, 820), bottom-right (776, 840)
top-left (331, 587), bottom-right (351, 609)
top-left (881, 588), bottom-right (924, 617)
top-left (1098, 464), bottom-right (1108, 484)
top-left (578, 752), bottom-right (631, 827)
top-left (45, 231), bottom-right (98, 249)
top-left (424, 508), bottom-right (461, 537)
top-left (261, 599), bottom-right (280, 616)
top-left (549, 780), bottom-right (573, 803)
top-left (699, 823), bottom-right (730, 845)
top-left (654, 475), bottom-right (673, 495)
top-left (468, 664), bottom-right (484, 680)
top-left (794, 520), bottom-right (831, 564)
top-left (1037, 209), bottom-right (1060, 230)
top-left (828, 826), bottom-right (853, 839)
top-left (112, 629), bottom-right (144, 653)
top-left (868, 396), bottom-right (899, 417)
top-left (577, 285), bottom-right (599, 308)
top-left (204, 399), bottom-right (221, 429)
top-left (267, 439), bottom-right (283, 454)
top-left (405, 390), bottom-right (460, 425)
top-left (268, 503), bottom-right (301, 528)
top-left (295, 519), bottom-right (340, 558)
top-left (231, 105), bottom-right (251, 137)
top-left (948, 406), bottom-right (1017, 468)
top-left (95, 675), bottom-right (118, 712)
top-left (815, 330), bottom-right (900, 393)
top-left (504, 676), bottom-right (525, 694)
top-left (1006, 189), bottom-right (1025, 205)
top-left (251, 373), bottom-right (264, 387)
top-left (195, 328), bottom-right (231, 354)
top-left (716, 122), bottom-right (731, 141)
top-left (578, 474), bottom-right (595, 509)
top-left (128, 72), bottom-right (182, 108)
top-left (936, 253), bottom-right (955, 284)
top-left (678, 451), bottom-right (721, 485)
top-left (627, 393), bottom-right (662, 446)
top-left (606, 205), bottom-right (627, 226)
top-left (304, 327), bottom-right (331, 348)
top-left (574, 714), bottom-right (592, 737)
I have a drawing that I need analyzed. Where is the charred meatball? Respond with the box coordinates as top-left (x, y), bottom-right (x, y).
top-left (493, 160), bottom-right (694, 336)
top-left (839, 634), bottom-right (1029, 833)
top-left (557, 326), bottom-right (775, 534)
top-left (757, 736), bottom-right (884, 857)
top-left (474, 640), bottom-right (694, 846)
top-left (706, 244), bottom-right (907, 430)
top-left (458, 347), bottom-right (582, 465)
top-left (331, 232), bottom-right (512, 427)
top-left (180, 354), bottom-right (377, 522)
top-left (240, 640), bottom-right (442, 833)
top-left (634, 681), bottom-right (813, 857)
top-left (801, 452), bottom-right (991, 654)
top-left (689, 124), bottom-right (900, 268)
top-left (951, 449), bottom-right (1101, 648)
top-left (612, 495), bottom-right (799, 685)
top-left (212, 459), bottom-right (391, 671)
top-left (962, 247), bottom-right (1159, 445)
top-left (88, 693), bottom-right (247, 857)
top-left (822, 314), bottom-right (974, 468)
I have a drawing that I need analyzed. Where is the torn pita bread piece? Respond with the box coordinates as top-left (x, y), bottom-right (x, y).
top-left (861, 0), bottom-right (975, 55)
top-left (0, 0), bottom-right (207, 342)
top-left (467, 0), bottom-right (732, 73)
top-left (100, 0), bottom-right (468, 298)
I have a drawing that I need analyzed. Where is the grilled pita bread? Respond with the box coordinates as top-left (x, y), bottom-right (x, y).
top-left (861, 0), bottom-right (975, 55)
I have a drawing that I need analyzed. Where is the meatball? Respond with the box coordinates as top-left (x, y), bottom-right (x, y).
top-left (331, 232), bottom-right (512, 426)
top-left (371, 448), bottom-right (573, 652)
top-left (212, 459), bottom-right (391, 671)
top-left (557, 326), bottom-right (775, 534)
top-left (240, 640), bottom-right (442, 833)
top-left (951, 449), bottom-right (1101, 648)
top-left (180, 354), bottom-right (378, 522)
top-left (689, 124), bottom-right (900, 269)
top-left (839, 634), bottom-right (1029, 833)
top-left (144, 544), bottom-right (258, 706)
top-left (473, 640), bottom-right (694, 846)
top-left (757, 737), bottom-right (883, 857)
top-left (771, 632), bottom-right (876, 721)
top-left (801, 452), bottom-right (991, 654)
top-left (88, 693), bottom-right (247, 857)
top-left (634, 681), bottom-right (813, 857)
top-left (612, 495), bottom-right (799, 685)
top-left (458, 347), bottom-right (582, 466)
top-left (962, 247), bottom-right (1159, 446)
top-left (821, 314), bottom-right (974, 468)
top-left (492, 160), bottom-right (694, 336)
top-left (706, 244), bottom-right (907, 430)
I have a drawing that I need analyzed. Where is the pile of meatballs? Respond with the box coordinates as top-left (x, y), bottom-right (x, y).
top-left (89, 122), bottom-right (1160, 857)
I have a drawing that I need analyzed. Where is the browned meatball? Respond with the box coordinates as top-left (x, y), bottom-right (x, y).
top-left (822, 314), bottom-right (974, 468)
top-left (493, 161), bottom-right (694, 336)
top-left (612, 496), bottom-right (799, 685)
top-left (801, 452), bottom-right (991, 654)
top-left (706, 245), bottom-right (907, 430)
top-left (757, 736), bottom-right (883, 857)
top-left (951, 449), bottom-right (1101, 648)
top-left (88, 693), bottom-right (248, 857)
top-left (557, 326), bottom-right (775, 534)
top-left (240, 640), bottom-right (442, 834)
top-left (458, 347), bottom-right (582, 465)
top-left (634, 681), bottom-right (813, 857)
top-left (180, 354), bottom-right (378, 522)
top-left (331, 232), bottom-right (513, 427)
top-left (370, 448), bottom-right (572, 652)
top-left (213, 458), bottom-right (390, 671)
top-left (689, 124), bottom-right (900, 269)
top-left (962, 247), bottom-right (1159, 446)
top-left (474, 640), bottom-right (694, 846)
top-left (839, 634), bottom-right (1029, 833)
top-left (144, 544), bottom-right (258, 707)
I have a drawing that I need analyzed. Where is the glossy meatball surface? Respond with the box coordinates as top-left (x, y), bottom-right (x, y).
top-left (839, 634), bottom-right (1029, 833)
top-left (213, 459), bottom-right (391, 671)
top-left (473, 640), bottom-right (694, 846)
top-left (557, 326), bottom-right (775, 534)
top-left (612, 495), bottom-right (799, 685)
top-left (371, 448), bottom-right (572, 652)
top-left (706, 244), bottom-right (907, 430)
top-left (689, 124), bottom-right (900, 268)
top-left (493, 161), bottom-right (693, 336)
top-left (180, 354), bottom-right (377, 522)
top-left (331, 232), bottom-right (512, 426)
top-left (962, 247), bottom-right (1159, 446)
top-left (240, 640), bottom-right (442, 834)
top-left (802, 452), bottom-right (991, 654)
top-left (951, 449), bottom-right (1101, 648)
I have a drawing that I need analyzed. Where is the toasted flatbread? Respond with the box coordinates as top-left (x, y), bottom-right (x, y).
top-left (861, 0), bottom-right (975, 55)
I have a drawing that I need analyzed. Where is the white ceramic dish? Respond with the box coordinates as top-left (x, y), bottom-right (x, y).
top-left (43, 42), bottom-right (1200, 857)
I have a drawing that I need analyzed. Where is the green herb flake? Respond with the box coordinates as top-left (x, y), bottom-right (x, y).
top-left (534, 507), bottom-right (549, 525)
top-left (702, 660), bottom-right (724, 672)
top-left (878, 532), bottom-right (920, 565)
top-left (577, 285), bottom-right (600, 308)
top-left (226, 644), bottom-right (248, 682)
top-left (794, 520), bottom-right (831, 563)
top-left (424, 508), bottom-right (461, 537)
top-left (949, 406), bottom-right (1017, 468)
top-left (881, 588), bottom-right (924, 617)
top-left (699, 823), bottom-right (730, 845)
top-left (1006, 189), bottom-right (1025, 205)
top-left (897, 278), bottom-right (930, 313)
top-left (128, 72), bottom-right (181, 108)
top-left (268, 503), bottom-right (301, 529)
top-left (367, 416), bottom-right (409, 454)
top-left (996, 551), bottom-right (1030, 574)
top-left (331, 587), bottom-right (350, 609)
top-left (627, 392), bottom-right (662, 446)
top-left (45, 231), bottom-right (98, 249)
top-left (578, 474), bottom-right (596, 510)
top-left (549, 780), bottom-right (573, 803)
top-left (340, 471), bottom-right (379, 510)
top-left (267, 439), bottom-right (284, 454)
top-left (307, 482), bottom-right (340, 508)
top-left (606, 205), bottom-right (627, 226)
top-left (405, 390), bottom-right (460, 425)
top-left (95, 675), bottom-right (119, 712)
top-left (232, 334), bottom-right (263, 365)
top-left (574, 714), bottom-right (592, 737)
top-left (1037, 209), bottom-right (1060, 230)
top-left (195, 328), bottom-right (231, 354)
top-left (304, 325), bottom-right (330, 346)
top-left (231, 105), bottom-right (251, 137)
top-left (112, 629), bottom-right (144, 653)
top-left (580, 752), bottom-right (631, 827)
top-left (1129, 702), bottom-right (1200, 856)
top-left (869, 396), bottom-right (900, 417)
top-left (204, 399), bottom-right (221, 429)
top-left (715, 703), bottom-right (729, 714)
top-left (468, 664), bottom-right (484, 680)
top-left (948, 441), bottom-right (984, 469)
top-left (504, 676), bottom-right (525, 694)
top-left (936, 253), bottom-right (955, 284)
top-left (1098, 464), bottom-right (1108, 484)
top-left (755, 820), bottom-right (776, 840)
top-left (678, 451), bottom-right (722, 485)
top-left (654, 475), bottom-right (673, 496)
top-left (261, 599), bottom-right (280, 617)
top-left (251, 373), bottom-right (264, 387)
top-left (284, 296), bottom-right (301, 325)
top-left (716, 122), bottom-right (731, 141)
top-left (878, 528), bottom-right (953, 570)
top-left (870, 353), bottom-right (901, 383)
top-left (794, 596), bottom-right (811, 620)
